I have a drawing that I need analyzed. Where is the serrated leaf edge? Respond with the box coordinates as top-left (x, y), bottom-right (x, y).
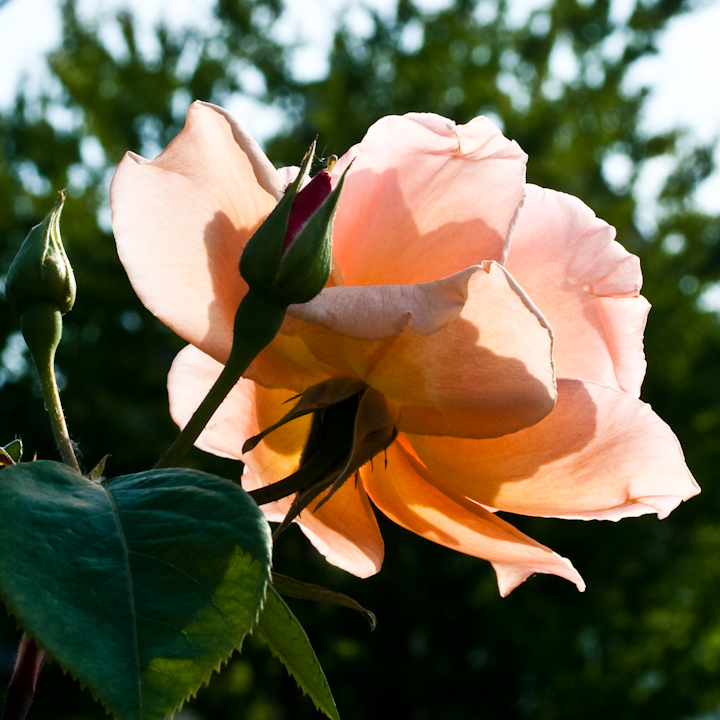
top-left (0, 466), bottom-right (273, 720)
top-left (0, 571), bottom-right (272, 720)
top-left (257, 587), bottom-right (341, 720)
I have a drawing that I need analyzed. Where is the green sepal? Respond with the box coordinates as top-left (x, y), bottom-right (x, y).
top-left (272, 164), bottom-right (349, 304)
top-left (1, 439), bottom-right (23, 465)
top-left (243, 378), bottom-right (367, 454)
top-left (247, 391), bottom-right (359, 510)
top-left (5, 191), bottom-right (76, 315)
top-left (315, 386), bottom-right (398, 511)
top-left (272, 573), bottom-right (376, 630)
top-left (240, 142), bottom-right (315, 290)
top-left (0, 461), bottom-right (272, 720)
top-left (253, 386), bottom-right (397, 535)
top-left (256, 584), bottom-right (341, 720)
top-left (88, 454), bottom-right (110, 481)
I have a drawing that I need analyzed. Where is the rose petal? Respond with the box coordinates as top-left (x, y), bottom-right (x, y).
top-left (276, 165), bottom-right (301, 189)
top-left (242, 469), bottom-right (384, 579)
top-left (505, 185), bottom-right (650, 396)
top-left (196, 102), bottom-right (286, 200)
top-left (287, 262), bottom-right (556, 438)
top-left (287, 265), bottom-right (475, 340)
top-left (330, 113), bottom-right (527, 286)
top-left (167, 345), bottom-right (384, 577)
top-left (595, 296), bottom-right (650, 397)
top-left (361, 438), bottom-right (585, 595)
top-left (244, 321), bottom-right (341, 394)
top-left (111, 101), bottom-right (279, 364)
top-left (407, 379), bottom-right (699, 520)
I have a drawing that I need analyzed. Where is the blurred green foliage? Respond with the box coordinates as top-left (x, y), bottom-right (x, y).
top-left (1, 0), bottom-right (719, 718)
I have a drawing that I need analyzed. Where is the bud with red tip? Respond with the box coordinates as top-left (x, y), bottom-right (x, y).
top-left (240, 144), bottom-right (347, 306)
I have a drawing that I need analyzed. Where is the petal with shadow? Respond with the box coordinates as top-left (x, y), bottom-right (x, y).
top-left (167, 345), bottom-right (384, 578)
top-left (407, 379), bottom-right (699, 520)
top-left (362, 438), bottom-right (585, 595)
top-left (111, 101), bottom-right (279, 364)
top-left (331, 113), bottom-right (527, 286)
top-left (289, 263), bottom-right (556, 438)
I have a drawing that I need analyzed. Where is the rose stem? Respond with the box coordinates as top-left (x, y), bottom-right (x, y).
top-left (20, 303), bottom-right (80, 473)
top-left (4, 304), bottom-right (81, 719)
top-left (155, 289), bottom-right (286, 469)
top-left (0, 621), bottom-right (45, 720)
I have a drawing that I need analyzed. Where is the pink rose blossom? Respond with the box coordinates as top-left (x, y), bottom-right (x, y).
top-left (111, 101), bottom-right (698, 595)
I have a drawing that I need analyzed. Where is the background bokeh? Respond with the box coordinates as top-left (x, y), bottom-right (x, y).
top-left (1, 0), bottom-right (720, 718)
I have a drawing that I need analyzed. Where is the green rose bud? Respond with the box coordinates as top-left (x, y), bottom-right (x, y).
top-left (240, 145), bottom-right (347, 306)
top-left (5, 191), bottom-right (76, 316)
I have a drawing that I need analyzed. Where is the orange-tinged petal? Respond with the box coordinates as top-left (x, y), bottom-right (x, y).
top-left (111, 101), bottom-right (279, 364)
top-left (361, 439), bottom-right (585, 595)
top-left (288, 262), bottom-right (556, 438)
top-left (244, 318), bottom-right (343, 394)
top-left (406, 379), bottom-right (699, 520)
top-left (243, 469), bottom-right (384, 579)
top-left (331, 113), bottom-right (527, 286)
top-left (168, 344), bottom-right (308, 463)
top-left (167, 345), bottom-right (384, 578)
top-left (505, 185), bottom-right (650, 397)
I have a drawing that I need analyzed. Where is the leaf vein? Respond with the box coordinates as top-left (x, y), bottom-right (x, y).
top-left (126, 550), bottom-right (225, 615)
top-left (104, 488), bottom-right (143, 710)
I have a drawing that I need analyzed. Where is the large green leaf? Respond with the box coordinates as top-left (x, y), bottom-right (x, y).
top-left (0, 461), bottom-right (272, 720)
top-left (257, 584), bottom-right (340, 720)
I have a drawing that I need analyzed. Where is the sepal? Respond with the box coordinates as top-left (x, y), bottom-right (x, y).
top-left (272, 572), bottom-right (376, 629)
top-left (0, 440), bottom-right (23, 467)
top-left (240, 143), bottom-right (315, 290)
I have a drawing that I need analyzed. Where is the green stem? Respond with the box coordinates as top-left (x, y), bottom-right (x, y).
top-left (155, 290), bottom-right (288, 469)
top-left (20, 303), bottom-right (80, 473)
top-left (4, 304), bottom-right (75, 719)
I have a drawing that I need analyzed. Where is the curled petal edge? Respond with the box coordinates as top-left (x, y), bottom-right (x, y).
top-left (287, 262), bottom-right (552, 341)
top-left (197, 101), bottom-right (285, 200)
